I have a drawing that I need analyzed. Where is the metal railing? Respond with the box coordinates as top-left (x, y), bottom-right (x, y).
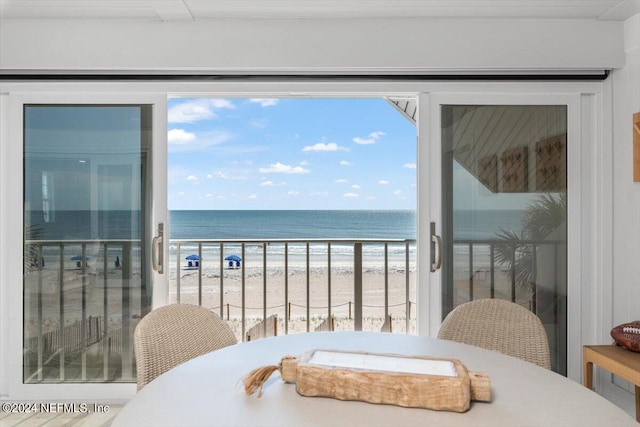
top-left (23, 236), bottom-right (564, 383)
top-left (450, 238), bottom-right (566, 315)
top-left (23, 239), bottom-right (143, 383)
top-left (169, 238), bottom-right (416, 341)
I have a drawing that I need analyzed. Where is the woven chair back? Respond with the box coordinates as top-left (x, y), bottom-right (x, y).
top-left (134, 304), bottom-right (237, 390)
top-left (438, 299), bottom-right (551, 370)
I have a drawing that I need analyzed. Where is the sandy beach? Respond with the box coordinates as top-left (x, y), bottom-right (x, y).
top-left (168, 258), bottom-right (418, 339)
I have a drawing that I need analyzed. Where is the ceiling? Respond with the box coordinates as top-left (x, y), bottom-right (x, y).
top-left (0, 0), bottom-right (638, 22)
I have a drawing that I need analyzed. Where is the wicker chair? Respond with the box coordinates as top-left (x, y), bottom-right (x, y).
top-left (134, 304), bottom-right (237, 390)
top-left (437, 299), bottom-right (551, 370)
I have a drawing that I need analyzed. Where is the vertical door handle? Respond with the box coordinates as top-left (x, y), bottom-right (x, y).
top-left (152, 223), bottom-right (164, 274)
top-left (431, 222), bottom-right (443, 272)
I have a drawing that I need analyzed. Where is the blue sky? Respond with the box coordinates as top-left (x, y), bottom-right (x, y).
top-left (168, 98), bottom-right (416, 210)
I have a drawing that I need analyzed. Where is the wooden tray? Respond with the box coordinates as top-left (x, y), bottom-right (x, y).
top-left (279, 349), bottom-right (490, 413)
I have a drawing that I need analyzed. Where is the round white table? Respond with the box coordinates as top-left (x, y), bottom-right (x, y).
top-left (113, 332), bottom-right (636, 427)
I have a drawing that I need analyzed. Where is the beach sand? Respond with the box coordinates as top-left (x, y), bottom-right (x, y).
top-left (168, 261), bottom-right (418, 339)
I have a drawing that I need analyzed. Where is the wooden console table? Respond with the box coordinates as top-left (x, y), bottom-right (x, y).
top-left (583, 345), bottom-right (640, 422)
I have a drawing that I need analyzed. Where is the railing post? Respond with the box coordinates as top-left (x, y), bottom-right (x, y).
top-left (241, 243), bottom-right (246, 341)
top-left (405, 241), bottom-right (410, 333)
top-left (354, 242), bottom-right (363, 331)
top-left (176, 243), bottom-right (181, 304)
top-left (226, 303), bottom-right (230, 321)
top-left (511, 243), bottom-right (517, 302)
top-left (306, 242), bottom-right (310, 333)
top-left (121, 241), bottom-right (133, 380)
top-left (327, 242), bottom-right (332, 321)
top-left (468, 243), bottom-right (474, 301)
top-left (489, 244), bottom-right (495, 299)
top-left (219, 243), bottom-right (224, 319)
top-left (198, 242), bottom-right (203, 306)
top-left (263, 242), bottom-right (267, 337)
top-left (285, 243), bottom-right (289, 335)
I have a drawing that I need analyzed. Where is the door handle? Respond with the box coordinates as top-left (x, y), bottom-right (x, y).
top-left (431, 222), bottom-right (443, 272)
top-left (152, 223), bottom-right (164, 274)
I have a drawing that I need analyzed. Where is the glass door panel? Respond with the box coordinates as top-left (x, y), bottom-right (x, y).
top-left (23, 105), bottom-right (153, 383)
top-left (440, 105), bottom-right (567, 375)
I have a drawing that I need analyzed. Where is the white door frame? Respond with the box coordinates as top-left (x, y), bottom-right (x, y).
top-left (2, 92), bottom-right (168, 400)
top-left (0, 80), bottom-right (605, 400)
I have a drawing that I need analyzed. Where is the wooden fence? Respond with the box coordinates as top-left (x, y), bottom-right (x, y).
top-left (25, 316), bottom-right (123, 363)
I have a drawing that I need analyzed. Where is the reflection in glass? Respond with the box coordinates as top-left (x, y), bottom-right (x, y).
top-left (23, 105), bottom-right (152, 383)
top-left (441, 105), bottom-right (567, 375)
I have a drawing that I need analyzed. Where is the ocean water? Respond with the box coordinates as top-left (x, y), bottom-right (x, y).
top-left (167, 210), bottom-right (524, 268)
top-left (169, 209), bottom-right (523, 240)
top-left (169, 210), bottom-right (417, 240)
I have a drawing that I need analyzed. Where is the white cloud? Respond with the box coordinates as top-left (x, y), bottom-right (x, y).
top-left (310, 191), bottom-right (329, 197)
top-left (394, 190), bottom-right (404, 196)
top-left (260, 181), bottom-right (274, 186)
top-left (168, 129), bottom-right (196, 145)
top-left (259, 162), bottom-right (310, 174)
top-left (378, 180), bottom-right (389, 185)
top-left (250, 98), bottom-right (279, 107)
top-left (335, 179), bottom-right (347, 183)
top-left (288, 190), bottom-right (300, 197)
top-left (186, 175), bottom-right (198, 182)
top-left (353, 131), bottom-right (385, 145)
top-left (249, 118), bottom-right (268, 128)
top-left (204, 193), bottom-right (213, 198)
top-left (299, 160), bottom-right (309, 166)
top-left (403, 162), bottom-right (417, 169)
top-left (248, 194), bottom-right (258, 200)
top-left (177, 191), bottom-right (185, 196)
top-left (206, 174), bottom-right (213, 179)
top-left (216, 171), bottom-right (247, 180)
top-left (365, 196), bottom-right (376, 200)
top-left (168, 99), bottom-right (235, 123)
top-left (351, 185), bottom-right (361, 189)
top-left (210, 99), bottom-right (235, 109)
top-left (168, 130), bottom-right (234, 153)
top-left (302, 142), bottom-right (348, 152)
top-left (339, 160), bottom-right (352, 166)
top-left (343, 193), bottom-right (359, 199)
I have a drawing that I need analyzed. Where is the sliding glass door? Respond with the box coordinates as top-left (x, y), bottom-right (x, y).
top-left (18, 97), bottom-right (167, 385)
top-left (423, 94), bottom-right (580, 377)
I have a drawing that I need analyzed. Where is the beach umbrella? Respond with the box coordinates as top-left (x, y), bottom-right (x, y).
top-left (185, 254), bottom-right (200, 260)
top-left (224, 255), bottom-right (242, 262)
top-left (71, 255), bottom-right (91, 261)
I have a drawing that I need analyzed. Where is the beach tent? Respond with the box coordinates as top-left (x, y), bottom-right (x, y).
top-left (224, 255), bottom-right (241, 269)
top-left (185, 254), bottom-right (200, 268)
top-left (71, 255), bottom-right (91, 268)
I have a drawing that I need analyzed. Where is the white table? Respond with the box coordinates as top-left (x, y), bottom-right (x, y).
top-left (113, 332), bottom-right (637, 427)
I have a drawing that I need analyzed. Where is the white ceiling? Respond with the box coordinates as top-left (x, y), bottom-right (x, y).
top-left (0, 0), bottom-right (638, 22)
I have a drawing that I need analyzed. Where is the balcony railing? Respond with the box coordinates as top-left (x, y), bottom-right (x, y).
top-left (449, 238), bottom-right (566, 317)
top-left (23, 238), bottom-right (416, 383)
top-left (168, 238), bottom-right (417, 341)
top-left (23, 236), bottom-right (563, 383)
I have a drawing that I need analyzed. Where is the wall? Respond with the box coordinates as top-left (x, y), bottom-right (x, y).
top-left (0, 18), bottom-right (624, 72)
top-left (606, 12), bottom-right (640, 413)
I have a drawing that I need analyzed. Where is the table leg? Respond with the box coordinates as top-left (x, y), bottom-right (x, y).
top-left (584, 360), bottom-right (593, 390)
